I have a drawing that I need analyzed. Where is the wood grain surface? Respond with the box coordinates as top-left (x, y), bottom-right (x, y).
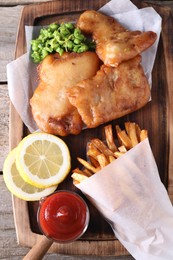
top-left (0, 174), bottom-right (133, 259)
top-left (8, 0), bottom-right (173, 257)
top-left (1, 0), bottom-right (173, 259)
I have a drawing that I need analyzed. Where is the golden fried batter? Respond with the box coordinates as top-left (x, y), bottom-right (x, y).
top-left (30, 52), bottom-right (101, 136)
top-left (77, 10), bottom-right (157, 67)
top-left (67, 55), bottom-right (150, 128)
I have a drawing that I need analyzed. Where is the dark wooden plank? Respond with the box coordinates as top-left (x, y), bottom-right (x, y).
top-left (10, 0), bottom-right (129, 255)
top-left (0, 84), bottom-right (10, 171)
top-left (8, 0), bottom-right (173, 256)
top-left (0, 6), bottom-right (22, 82)
top-left (0, 1), bottom-right (172, 82)
top-left (0, 0), bottom-right (53, 6)
top-left (143, 0), bottom-right (173, 203)
top-left (0, 175), bottom-right (29, 259)
top-left (0, 176), bottom-right (134, 259)
top-left (0, 0), bottom-right (171, 6)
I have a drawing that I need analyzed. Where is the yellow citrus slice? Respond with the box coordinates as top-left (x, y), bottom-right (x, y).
top-left (3, 148), bottom-right (58, 201)
top-left (16, 133), bottom-right (71, 188)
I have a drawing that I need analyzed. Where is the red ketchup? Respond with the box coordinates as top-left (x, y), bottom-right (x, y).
top-left (37, 191), bottom-right (89, 243)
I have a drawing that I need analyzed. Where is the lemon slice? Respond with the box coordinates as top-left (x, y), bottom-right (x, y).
top-left (3, 148), bottom-right (57, 201)
top-left (16, 133), bottom-right (71, 188)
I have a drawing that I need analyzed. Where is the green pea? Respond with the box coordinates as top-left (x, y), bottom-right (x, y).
top-left (77, 45), bottom-right (89, 53)
top-left (56, 47), bottom-right (64, 55)
top-left (53, 43), bottom-right (60, 51)
top-left (31, 51), bottom-right (41, 63)
top-left (58, 40), bottom-right (65, 46)
top-left (49, 38), bottom-right (58, 48)
top-left (76, 34), bottom-right (85, 41)
top-left (66, 40), bottom-right (73, 49)
top-left (40, 28), bottom-right (48, 36)
top-left (41, 49), bottom-right (48, 59)
top-left (48, 31), bottom-right (53, 38)
top-left (74, 28), bottom-right (85, 40)
top-left (38, 42), bottom-right (44, 49)
top-left (49, 23), bottom-right (59, 31)
top-left (45, 44), bottom-right (53, 53)
top-left (74, 28), bottom-right (81, 34)
top-left (38, 34), bottom-right (45, 42)
top-left (59, 27), bottom-right (70, 36)
top-left (73, 45), bottom-right (80, 52)
top-left (74, 38), bottom-right (81, 45)
top-left (31, 21), bottom-right (95, 63)
top-left (53, 31), bottom-right (60, 38)
top-left (65, 23), bottom-right (74, 30)
top-left (31, 42), bottom-right (39, 51)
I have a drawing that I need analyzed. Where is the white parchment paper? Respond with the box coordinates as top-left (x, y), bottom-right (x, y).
top-left (6, 0), bottom-right (162, 133)
top-left (6, 1), bottom-right (173, 258)
top-left (77, 139), bottom-right (173, 259)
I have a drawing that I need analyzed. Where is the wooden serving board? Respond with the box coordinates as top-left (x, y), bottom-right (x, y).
top-left (10, 0), bottom-right (173, 256)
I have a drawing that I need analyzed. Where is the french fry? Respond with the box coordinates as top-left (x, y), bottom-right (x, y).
top-left (88, 155), bottom-right (100, 168)
top-left (117, 130), bottom-right (132, 149)
top-left (118, 145), bottom-right (127, 153)
top-left (72, 167), bottom-right (91, 177)
top-left (83, 168), bottom-right (93, 177)
top-left (77, 157), bottom-right (98, 173)
top-left (91, 138), bottom-right (115, 157)
top-left (114, 151), bottom-right (125, 158)
top-left (71, 172), bottom-right (89, 183)
top-left (109, 155), bottom-right (116, 163)
top-left (97, 153), bottom-right (109, 168)
top-left (71, 122), bottom-right (148, 184)
top-left (140, 129), bottom-right (148, 141)
top-left (115, 125), bottom-right (123, 146)
top-left (73, 180), bottom-right (80, 185)
top-left (115, 125), bottom-right (122, 134)
top-left (135, 123), bottom-right (141, 142)
top-left (128, 122), bottom-right (139, 147)
top-left (104, 124), bottom-right (117, 152)
top-left (87, 142), bottom-right (101, 158)
top-left (124, 121), bottom-right (131, 136)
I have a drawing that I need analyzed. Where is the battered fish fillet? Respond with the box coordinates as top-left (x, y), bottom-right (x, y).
top-left (30, 52), bottom-right (101, 136)
top-left (77, 10), bottom-right (157, 67)
top-left (67, 55), bottom-right (150, 128)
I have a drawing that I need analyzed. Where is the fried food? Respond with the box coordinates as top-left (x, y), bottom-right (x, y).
top-left (71, 122), bottom-right (148, 184)
top-left (67, 55), bottom-right (150, 129)
top-left (30, 52), bottom-right (101, 136)
top-left (77, 10), bottom-right (157, 67)
top-left (104, 124), bottom-right (117, 152)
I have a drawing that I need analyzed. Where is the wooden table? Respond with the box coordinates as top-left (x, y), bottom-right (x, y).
top-left (0, 0), bottom-right (172, 259)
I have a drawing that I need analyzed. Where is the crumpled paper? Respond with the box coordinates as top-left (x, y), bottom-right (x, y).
top-left (6, 0), bottom-right (161, 133)
top-left (7, 1), bottom-right (172, 258)
top-left (76, 139), bottom-right (173, 260)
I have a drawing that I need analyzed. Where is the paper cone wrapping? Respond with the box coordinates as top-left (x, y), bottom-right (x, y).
top-left (6, 0), bottom-right (173, 258)
top-left (6, 0), bottom-right (161, 133)
top-left (76, 139), bottom-right (173, 259)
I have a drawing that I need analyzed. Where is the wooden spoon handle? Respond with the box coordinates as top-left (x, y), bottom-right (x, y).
top-left (23, 235), bottom-right (53, 260)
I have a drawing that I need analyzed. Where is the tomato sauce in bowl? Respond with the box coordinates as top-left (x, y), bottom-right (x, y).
top-left (37, 190), bottom-right (90, 243)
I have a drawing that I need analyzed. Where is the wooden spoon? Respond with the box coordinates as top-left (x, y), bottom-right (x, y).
top-left (23, 235), bottom-right (53, 260)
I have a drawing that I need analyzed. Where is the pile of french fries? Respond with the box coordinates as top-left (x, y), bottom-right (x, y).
top-left (71, 122), bottom-right (148, 184)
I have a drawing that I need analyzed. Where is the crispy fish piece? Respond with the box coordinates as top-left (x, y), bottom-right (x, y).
top-left (67, 55), bottom-right (150, 128)
top-left (77, 10), bottom-right (157, 67)
top-left (30, 52), bottom-right (101, 136)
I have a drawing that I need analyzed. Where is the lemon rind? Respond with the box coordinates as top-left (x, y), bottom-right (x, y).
top-left (3, 148), bottom-right (58, 201)
top-left (16, 133), bottom-right (71, 188)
